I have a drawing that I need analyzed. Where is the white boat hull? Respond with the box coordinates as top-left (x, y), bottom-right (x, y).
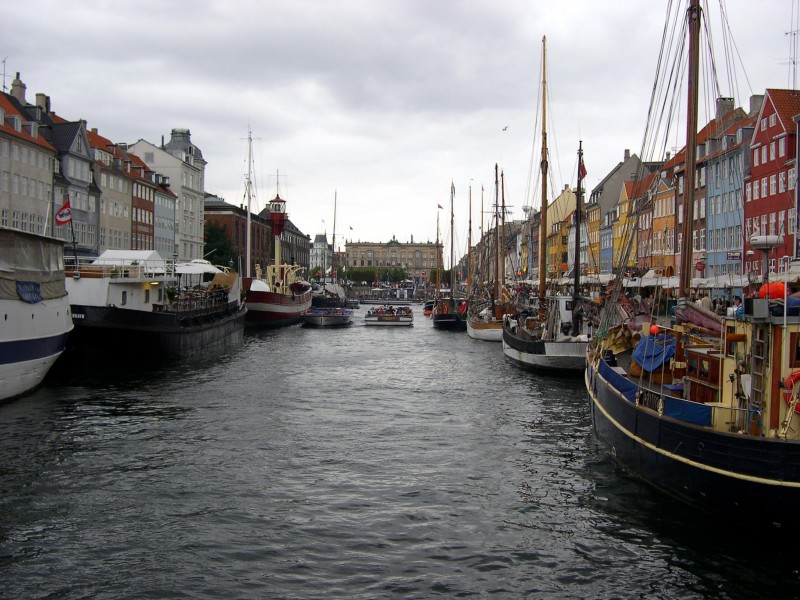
top-left (0, 228), bottom-right (74, 401)
top-left (502, 337), bottom-right (587, 372)
top-left (466, 319), bottom-right (502, 342)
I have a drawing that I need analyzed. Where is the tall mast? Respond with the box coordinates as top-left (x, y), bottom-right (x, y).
top-left (468, 183), bottom-right (472, 291)
top-left (332, 190), bottom-right (337, 282)
top-left (573, 142), bottom-right (584, 303)
top-left (245, 129), bottom-right (253, 277)
top-left (450, 181), bottom-right (455, 291)
top-left (679, 0), bottom-right (701, 299)
top-left (501, 169), bottom-right (507, 289)
top-left (435, 209), bottom-right (441, 293)
top-left (494, 164), bottom-right (500, 300)
top-left (538, 36), bottom-right (549, 321)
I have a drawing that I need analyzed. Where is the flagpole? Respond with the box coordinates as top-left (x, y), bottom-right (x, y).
top-left (69, 210), bottom-right (78, 268)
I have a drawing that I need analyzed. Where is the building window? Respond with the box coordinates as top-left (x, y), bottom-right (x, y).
top-left (770, 142), bottom-right (776, 161)
top-left (770, 114), bottom-right (777, 127)
top-left (753, 149), bottom-right (759, 167)
top-left (780, 137), bottom-right (786, 157)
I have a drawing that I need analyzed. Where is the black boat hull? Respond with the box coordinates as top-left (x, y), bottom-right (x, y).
top-left (586, 359), bottom-right (800, 529)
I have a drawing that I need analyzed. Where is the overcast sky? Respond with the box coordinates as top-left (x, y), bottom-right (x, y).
top-left (3, 0), bottom-right (794, 256)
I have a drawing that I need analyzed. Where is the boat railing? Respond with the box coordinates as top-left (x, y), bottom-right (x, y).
top-left (153, 289), bottom-right (235, 319)
top-left (65, 256), bottom-right (176, 280)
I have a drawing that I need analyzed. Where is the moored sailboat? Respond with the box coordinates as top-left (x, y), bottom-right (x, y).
top-left (432, 182), bottom-right (467, 331)
top-left (467, 165), bottom-right (510, 342)
top-left (585, 0), bottom-right (800, 529)
top-left (502, 38), bottom-right (595, 372)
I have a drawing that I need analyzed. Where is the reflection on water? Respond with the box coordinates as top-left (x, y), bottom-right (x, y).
top-left (1, 306), bottom-right (799, 598)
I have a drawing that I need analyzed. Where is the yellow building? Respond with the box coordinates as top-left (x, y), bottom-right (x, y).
top-left (586, 200), bottom-right (601, 275)
top-left (651, 177), bottom-right (676, 276)
top-left (613, 182), bottom-right (638, 271)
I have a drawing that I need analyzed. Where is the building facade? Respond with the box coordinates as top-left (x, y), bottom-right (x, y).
top-left (345, 236), bottom-right (442, 285)
top-left (130, 130), bottom-right (206, 263)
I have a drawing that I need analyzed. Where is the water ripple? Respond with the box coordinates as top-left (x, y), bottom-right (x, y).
top-left (1, 307), bottom-right (799, 598)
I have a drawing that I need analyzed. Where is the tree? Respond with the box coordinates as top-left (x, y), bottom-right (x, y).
top-left (203, 222), bottom-right (237, 269)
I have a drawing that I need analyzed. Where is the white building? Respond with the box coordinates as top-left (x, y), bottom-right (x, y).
top-left (130, 129), bottom-right (206, 262)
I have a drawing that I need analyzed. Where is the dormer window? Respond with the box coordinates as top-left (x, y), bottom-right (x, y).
top-left (13, 116), bottom-right (21, 132)
top-left (0, 108), bottom-right (4, 122)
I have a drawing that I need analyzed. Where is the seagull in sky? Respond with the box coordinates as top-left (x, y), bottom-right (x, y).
top-left (502, 126), bottom-right (509, 131)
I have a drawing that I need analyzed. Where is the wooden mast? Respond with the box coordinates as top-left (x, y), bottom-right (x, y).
top-left (679, 0), bottom-right (701, 300)
top-left (450, 181), bottom-right (455, 293)
top-left (494, 164), bottom-right (500, 311)
top-left (468, 183), bottom-right (472, 292)
top-left (537, 36), bottom-right (549, 321)
top-left (501, 170), bottom-right (507, 289)
top-left (499, 169), bottom-right (507, 319)
top-left (245, 129), bottom-right (253, 277)
top-left (331, 190), bottom-right (337, 282)
top-left (573, 142), bottom-right (584, 305)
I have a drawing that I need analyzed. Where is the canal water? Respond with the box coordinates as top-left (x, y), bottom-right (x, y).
top-left (1, 305), bottom-right (798, 598)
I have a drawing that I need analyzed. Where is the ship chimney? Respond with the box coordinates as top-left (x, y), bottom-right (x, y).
top-left (10, 73), bottom-right (26, 103)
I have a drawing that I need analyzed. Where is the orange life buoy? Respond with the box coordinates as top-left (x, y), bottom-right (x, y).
top-left (783, 370), bottom-right (800, 413)
top-left (442, 304), bottom-right (449, 314)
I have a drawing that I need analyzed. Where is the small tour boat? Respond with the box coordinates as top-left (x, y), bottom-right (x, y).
top-left (364, 305), bottom-right (413, 326)
top-left (301, 307), bottom-right (354, 328)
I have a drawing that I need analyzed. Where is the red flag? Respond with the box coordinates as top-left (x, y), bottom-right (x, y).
top-left (578, 159), bottom-right (587, 181)
top-left (55, 198), bottom-right (72, 225)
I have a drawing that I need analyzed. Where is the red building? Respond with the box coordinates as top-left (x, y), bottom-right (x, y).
top-left (743, 89), bottom-right (800, 275)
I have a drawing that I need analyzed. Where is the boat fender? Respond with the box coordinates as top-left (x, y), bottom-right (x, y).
top-left (782, 370), bottom-right (800, 413)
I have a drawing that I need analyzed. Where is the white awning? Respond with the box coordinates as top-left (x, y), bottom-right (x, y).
top-left (175, 259), bottom-right (222, 275)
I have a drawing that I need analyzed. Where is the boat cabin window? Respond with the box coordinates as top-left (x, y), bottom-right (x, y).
top-left (790, 333), bottom-right (800, 368)
top-left (121, 291), bottom-right (127, 306)
top-left (144, 289), bottom-right (150, 304)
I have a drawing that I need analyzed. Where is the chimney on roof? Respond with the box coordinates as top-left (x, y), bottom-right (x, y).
top-left (624, 149), bottom-right (630, 161)
top-left (665, 151), bottom-right (671, 162)
top-left (716, 97), bottom-right (734, 122)
top-left (35, 93), bottom-right (47, 112)
top-left (91, 127), bottom-right (98, 134)
top-left (749, 94), bottom-right (764, 117)
top-left (10, 73), bottom-right (26, 103)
